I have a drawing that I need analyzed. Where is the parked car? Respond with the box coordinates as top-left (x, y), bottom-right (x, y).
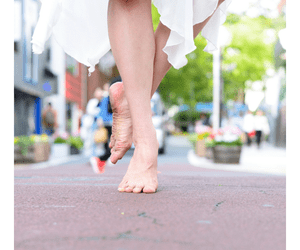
top-left (131, 92), bottom-right (168, 154)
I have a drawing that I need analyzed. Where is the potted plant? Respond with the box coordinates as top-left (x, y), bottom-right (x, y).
top-left (204, 135), bottom-right (214, 160)
top-left (195, 126), bottom-right (211, 157)
top-left (14, 134), bottom-right (50, 163)
top-left (67, 136), bottom-right (84, 155)
top-left (51, 132), bottom-right (70, 159)
top-left (188, 125), bottom-right (212, 157)
top-left (205, 126), bottom-right (244, 164)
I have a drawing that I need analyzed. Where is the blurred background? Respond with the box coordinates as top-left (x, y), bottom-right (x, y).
top-left (13, 0), bottom-right (286, 165)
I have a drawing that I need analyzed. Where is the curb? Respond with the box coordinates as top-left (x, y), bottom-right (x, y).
top-left (187, 149), bottom-right (286, 176)
top-left (14, 154), bottom-right (89, 170)
top-left (15, 154), bottom-right (116, 170)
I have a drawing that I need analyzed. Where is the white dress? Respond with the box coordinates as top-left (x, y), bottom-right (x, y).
top-left (32, 0), bottom-right (232, 75)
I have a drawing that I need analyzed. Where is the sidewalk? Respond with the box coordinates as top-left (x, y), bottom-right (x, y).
top-left (188, 142), bottom-right (286, 176)
top-left (14, 153), bottom-right (90, 170)
top-left (14, 137), bottom-right (286, 177)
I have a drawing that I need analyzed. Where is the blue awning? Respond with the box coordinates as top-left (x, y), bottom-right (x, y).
top-left (195, 102), bottom-right (213, 113)
top-left (179, 104), bottom-right (190, 112)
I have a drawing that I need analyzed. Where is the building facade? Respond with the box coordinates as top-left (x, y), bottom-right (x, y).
top-left (65, 55), bottom-right (87, 135)
top-left (15, 1), bottom-right (119, 137)
top-left (14, 0), bottom-right (58, 136)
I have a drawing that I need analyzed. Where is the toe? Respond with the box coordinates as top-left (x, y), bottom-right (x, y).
top-left (124, 180), bottom-right (138, 193)
top-left (133, 187), bottom-right (143, 193)
top-left (110, 147), bottom-right (127, 164)
top-left (142, 185), bottom-right (157, 194)
top-left (118, 179), bottom-right (128, 192)
top-left (110, 151), bottom-right (120, 164)
top-left (125, 186), bottom-right (134, 192)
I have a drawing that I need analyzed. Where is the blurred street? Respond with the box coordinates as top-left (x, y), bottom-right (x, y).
top-left (15, 135), bottom-right (285, 250)
top-left (13, 0), bottom-right (287, 249)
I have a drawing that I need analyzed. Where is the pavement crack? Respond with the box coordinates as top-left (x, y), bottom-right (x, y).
top-left (138, 212), bottom-right (147, 217)
top-left (115, 230), bottom-right (132, 240)
top-left (152, 218), bottom-right (163, 226)
top-left (213, 200), bottom-right (225, 212)
top-left (137, 211), bottom-right (163, 226)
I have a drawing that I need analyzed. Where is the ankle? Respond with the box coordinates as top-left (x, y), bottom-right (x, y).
top-left (133, 125), bottom-right (156, 143)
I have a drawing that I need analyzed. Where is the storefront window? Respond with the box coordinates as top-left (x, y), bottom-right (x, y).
top-left (66, 55), bottom-right (79, 77)
top-left (66, 102), bottom-right (72, 133)
top-left (22, 0), bottom-right (39, 85)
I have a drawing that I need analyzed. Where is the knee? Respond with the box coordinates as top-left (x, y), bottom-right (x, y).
top-left (109, 0), bottom-right (151, 12)
top-left (111, 0), bottom-right (142, 5)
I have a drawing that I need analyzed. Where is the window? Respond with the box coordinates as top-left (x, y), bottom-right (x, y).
top-left (66, 54), bottom-right (79, 77)
top-left (22, 0), bottom-right (39, 85)
top-left (14, 42), bottom-right (18, 52)
top-left (46, 48), bottom-right (51, 62)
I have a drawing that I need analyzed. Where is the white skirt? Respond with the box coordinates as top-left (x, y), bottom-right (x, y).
top-left (32, 0), bottom-right (232, 74)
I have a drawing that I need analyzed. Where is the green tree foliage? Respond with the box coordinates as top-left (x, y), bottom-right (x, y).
top-left (151, 5), bottom-right (213, 108)
top-left (222, 14), bottom-right (278, 101)
top-left (151, 5), bottom-right (284, 107)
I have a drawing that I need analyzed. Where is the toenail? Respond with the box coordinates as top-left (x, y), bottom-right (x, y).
top-left (118, 188), bottom-right (124, 192)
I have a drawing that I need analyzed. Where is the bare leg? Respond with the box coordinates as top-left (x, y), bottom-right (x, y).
top-left (108, 0), bottom-right (158, 193)
top-left (109, 0), bottom-right (225, 162)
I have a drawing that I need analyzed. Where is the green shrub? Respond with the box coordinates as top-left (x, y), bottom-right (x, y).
top-left (205, 138), bottom-right (243, 148)
top-left (67, 136), bottom-right (84, 150)
top-left (187, 133), bottom-right (198, 150)
top-left (174, 109), bottom-right (202, 125)
top-left (173, 109), bottom-right (204, 132)
top-left (16, 136), bottom-right (35, 156)
top-left (54, 137), bottom-right (67, 144)
top-left (214, 138), bottom-right (243, 147)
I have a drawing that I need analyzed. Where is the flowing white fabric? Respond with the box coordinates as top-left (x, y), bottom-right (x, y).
top-left (32, 0), bottom-right (232, 74)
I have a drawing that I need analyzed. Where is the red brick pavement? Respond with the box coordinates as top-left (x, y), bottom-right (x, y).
top-left (14, 161), bottom-right (285, 250)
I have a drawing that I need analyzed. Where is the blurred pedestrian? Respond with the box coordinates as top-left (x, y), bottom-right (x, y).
top-left (42, 102), bottom-right (58, 137)
top-left (195, 113), bottom-right (211, 133)
top-left (80, 88), bottom-right (103, 155)
top-left (91, 117), bottom-right (108, 174)
top-left (232, 111), bottom-right (244, 131)
top-left (202, 113), bottom-right (211, 127)
top-left (242, 110), bottom-right (255, 146)
top-left (90, 83), bottom-right (114, 173)
top-left (254, 110), bottom-right (270, 149)
top-left (221, 109), bottom-right (230, 128)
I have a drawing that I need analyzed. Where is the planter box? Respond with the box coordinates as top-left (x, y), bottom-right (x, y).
top-left (70, 146), bottom-right (80, 155)
top-left (206, 147), bottom-right (213, 160)
top-left (14, 142), bottom-right (51, 163)
top-left (196, 140), bottom-right (206, 157)
top-left (51, 143), bottom-right (70, 159)
top-left (212, 145), bottom-right (242, 164)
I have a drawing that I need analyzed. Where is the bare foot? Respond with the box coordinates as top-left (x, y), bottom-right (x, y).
top-left (109, 82), bottom-right (133, 164)
top-left (118, 133), bottom-right (159, 194)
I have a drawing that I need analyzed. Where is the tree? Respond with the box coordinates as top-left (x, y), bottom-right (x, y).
top-left (152, 5), bottom-right (214, 108)
top-left (151, 5), bottom-right (285, 107)
top-left (221, 14), bottom-right (285, 102)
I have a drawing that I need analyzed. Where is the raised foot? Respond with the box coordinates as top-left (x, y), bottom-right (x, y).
top-left (109, 82), bottom-right (133, 164)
